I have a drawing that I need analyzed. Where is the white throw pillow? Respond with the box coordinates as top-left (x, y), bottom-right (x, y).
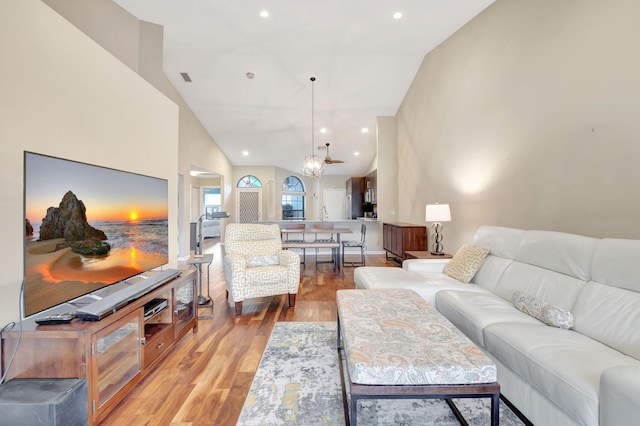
top-left (443, 245), bottom-right (490, 283)
top-left (512, 291), bottom-right (574, 329)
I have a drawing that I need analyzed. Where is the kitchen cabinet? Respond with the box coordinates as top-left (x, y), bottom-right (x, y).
top-left (383, 222), bottom-right (427, 260)
top-left (345, 177), bottom-right (364, 219)
top-left (364, 170), bottom-right (377, 205)
top-left (1, 270), bottom-right (197, 425)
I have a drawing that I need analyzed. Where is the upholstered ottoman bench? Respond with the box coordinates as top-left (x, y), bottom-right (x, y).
top-left (336, 289), bottom-right (499, 426)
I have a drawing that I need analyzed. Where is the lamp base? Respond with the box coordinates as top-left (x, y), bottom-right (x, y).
top-left (430, 251), bottom-right (446, 256)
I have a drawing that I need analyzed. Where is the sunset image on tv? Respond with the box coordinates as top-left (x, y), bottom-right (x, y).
top-left (24, 152), bottom-right (169, 317)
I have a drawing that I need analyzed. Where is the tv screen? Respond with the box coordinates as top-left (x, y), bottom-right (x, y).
top-left (23, 152), bottom-right (169, 317)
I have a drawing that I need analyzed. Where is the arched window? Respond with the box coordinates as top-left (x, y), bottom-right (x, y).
top-left (282, 176), bottom-right (305, 220)
top-left (236, 175), bottom-right (262, 188)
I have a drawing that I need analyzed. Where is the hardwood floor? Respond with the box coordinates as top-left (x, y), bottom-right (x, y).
top-left (101, 240), bottom-right (398, 425)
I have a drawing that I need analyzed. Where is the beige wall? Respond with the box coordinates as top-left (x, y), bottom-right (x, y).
top-left (231, 166), bottom-right (353, 223)
top-left (0, 0), bottom-right (179, 325)
top-left (42, 0), bottom-right (235, 259)
top-left (396, 0), bottom-right (640, 252)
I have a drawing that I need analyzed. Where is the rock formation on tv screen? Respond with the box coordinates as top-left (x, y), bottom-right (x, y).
top-left (39, 190), bottom-right (111, 256)
top-left (25, 218), bottom-right (33, 237)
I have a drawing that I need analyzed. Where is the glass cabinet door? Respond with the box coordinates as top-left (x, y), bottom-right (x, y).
top-left (93, 311), bottom-right (143, 409)
top-left (174, 278), bottom-right (195, 336)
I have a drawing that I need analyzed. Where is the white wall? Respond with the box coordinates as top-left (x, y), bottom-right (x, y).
top-left (396, 0), bottom-right (640, 251)
top-left (0, 0), bottom-right (179, 325)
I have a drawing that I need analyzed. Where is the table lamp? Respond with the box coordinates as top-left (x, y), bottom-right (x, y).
top-left (425, 203), bottom-right (451, 255)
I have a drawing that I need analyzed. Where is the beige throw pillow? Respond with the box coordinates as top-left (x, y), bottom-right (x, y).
top-left (443, 244), bottom-right (490, 283)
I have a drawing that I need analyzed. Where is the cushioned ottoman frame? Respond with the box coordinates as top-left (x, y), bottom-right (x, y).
top-left (336, 290), bottom-right (500, 426)
top-left (337, 317), bottom-right (499, 426)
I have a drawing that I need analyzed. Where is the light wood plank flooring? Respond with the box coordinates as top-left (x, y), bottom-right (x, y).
top-left (101, 240), bottom-right (398, 425)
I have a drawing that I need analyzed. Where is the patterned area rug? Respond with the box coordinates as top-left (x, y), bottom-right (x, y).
top-left (237, 322), bottom-right (526, 425)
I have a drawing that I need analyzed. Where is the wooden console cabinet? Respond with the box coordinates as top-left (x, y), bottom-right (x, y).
top-left (383, 222), bottom-right (427, 260)
top-left (0, 269), bottom-right (197, 425)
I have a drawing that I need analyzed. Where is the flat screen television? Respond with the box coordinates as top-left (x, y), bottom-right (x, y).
top-left (23, 152), bottom-right (169, 318)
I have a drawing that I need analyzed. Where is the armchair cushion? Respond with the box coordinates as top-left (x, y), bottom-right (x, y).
top-left (245, 255), bottom-right (280, 268)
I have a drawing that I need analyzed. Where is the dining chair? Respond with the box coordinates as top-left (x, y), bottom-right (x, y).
top-left (342, 223), bottom-right (366, 266)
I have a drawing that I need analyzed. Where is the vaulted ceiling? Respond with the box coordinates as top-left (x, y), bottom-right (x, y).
top-left (114, 0), bottom-right (495, 176)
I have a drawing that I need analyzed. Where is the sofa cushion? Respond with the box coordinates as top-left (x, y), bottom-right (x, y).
top-left (484, 323), bottom-right (638, 426)
top-left (493, 262), bottom-right (586, 310)
top-left (443, 245), bottom-right (490, 283)
top-left (572, 281), bottom-right (640, 360)
top-left (512, 291), bottom-right (574, 329)
top-left (435, 290), bottom-right (541, 346)
top-left (470, 254), bottom-right (513, 293)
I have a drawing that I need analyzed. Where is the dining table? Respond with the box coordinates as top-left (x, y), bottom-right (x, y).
top-left (280, 226), bottom-right (353, 270)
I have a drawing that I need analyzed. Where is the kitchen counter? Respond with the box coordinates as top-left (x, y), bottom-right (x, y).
top-left (259, 219), bottom-right (382, 253)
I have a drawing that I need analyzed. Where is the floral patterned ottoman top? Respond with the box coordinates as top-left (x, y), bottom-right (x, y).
top-left (336, 289), bottom-right (497, 386)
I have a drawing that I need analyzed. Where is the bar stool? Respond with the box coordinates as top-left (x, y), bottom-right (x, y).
top-left (282, 223), bottom-right (306, 264)
top-left (312, 222), bottom-right (336, 265)
top-left (342, 223), bottom-right (366, 267)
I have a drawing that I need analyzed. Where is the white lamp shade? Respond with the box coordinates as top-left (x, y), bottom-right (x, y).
top-left (425, 204), bottom-right (451, 222)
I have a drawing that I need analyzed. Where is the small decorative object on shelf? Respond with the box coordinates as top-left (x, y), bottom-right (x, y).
top-left (425, 203), bottom-right (451, 255)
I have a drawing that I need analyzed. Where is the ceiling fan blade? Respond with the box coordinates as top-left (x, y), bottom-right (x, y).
top-left (324, 142), bottom-right (344, 164)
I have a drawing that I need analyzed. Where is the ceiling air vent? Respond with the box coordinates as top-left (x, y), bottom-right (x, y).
top-left (180, 72), bottom-right (192, 83)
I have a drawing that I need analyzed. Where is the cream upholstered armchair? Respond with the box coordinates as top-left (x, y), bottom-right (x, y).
top-left (223, 223), bottom-right (301, 315)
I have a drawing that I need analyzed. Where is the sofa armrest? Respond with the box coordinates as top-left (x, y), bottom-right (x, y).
top-left (600, 365), bottom-right (640, 426)
top-left (402, 258), bottom-right (451, 273)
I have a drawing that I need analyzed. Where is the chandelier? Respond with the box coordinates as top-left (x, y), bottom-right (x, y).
top-left (302, 77), bottom-right (326, 178)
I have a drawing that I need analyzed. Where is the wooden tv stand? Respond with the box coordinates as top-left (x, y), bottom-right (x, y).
top-left (0, 269), bottom-right (197, 425)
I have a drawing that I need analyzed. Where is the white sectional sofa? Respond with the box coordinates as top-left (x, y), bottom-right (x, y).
top-left (354, 226), bottom-right (640, 426)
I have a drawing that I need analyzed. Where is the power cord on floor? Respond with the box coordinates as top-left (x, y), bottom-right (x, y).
top-left (0, 280), bottom-right (25, 385)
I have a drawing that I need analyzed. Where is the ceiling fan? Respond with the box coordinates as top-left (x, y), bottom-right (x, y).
top-left (324, 143), bottom-right (345, 164)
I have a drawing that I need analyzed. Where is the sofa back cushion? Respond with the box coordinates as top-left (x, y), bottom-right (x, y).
top-left (573, 282), bottom-right (640, 360)
top-left (515, 230), bottom-right (597, 281)
top-left (469, 226), bottom-right (525, 292)
top-left (590, 238), bottom-right (640, 292)
top-left (472, 226), bottom-right (526, 259)
top-left (494, 262), bottom-right (586, 311)
top-left (572, 237), bottom-right (640, 360)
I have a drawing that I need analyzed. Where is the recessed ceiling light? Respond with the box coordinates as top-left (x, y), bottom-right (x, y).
top-left (246, 72), bottom-right (255, 79)
top-left (260, 10), bottom-right (269, 18)
top-left (354, 152), bottom-right (360, 157)
top-left (320, 128), bottom-right (327, 134)
top-left (242, 151), bottom-right (249, 156)
top-left (393, 11), bottom-right (403, 20)
top-left (361, 127), bottom-right (369, 133)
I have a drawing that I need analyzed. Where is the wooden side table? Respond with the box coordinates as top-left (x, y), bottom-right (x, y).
top-left (404, 251), bottom-right (453, 260)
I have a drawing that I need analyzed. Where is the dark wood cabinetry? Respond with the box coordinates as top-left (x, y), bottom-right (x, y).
top-left (1, 270), bottom-right (197, 425)
top-left (346, 177), bottom-right (364, 219)
top-left (383, 222), bottom-right (427, 260)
